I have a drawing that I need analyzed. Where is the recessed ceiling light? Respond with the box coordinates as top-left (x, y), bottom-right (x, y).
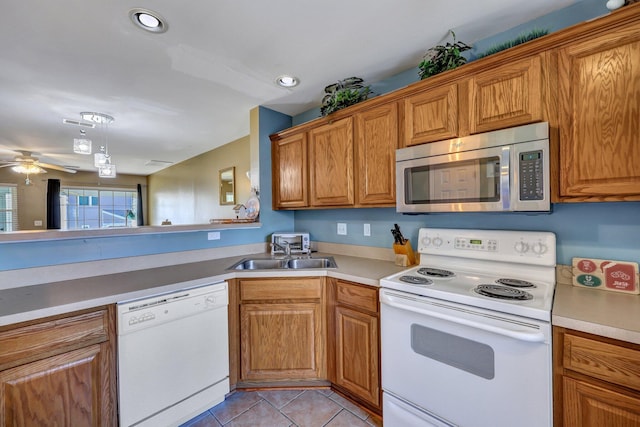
top-left (129, 8), bottom-right (168, 34)
top-left (276, 75), bottom-right (299, 88)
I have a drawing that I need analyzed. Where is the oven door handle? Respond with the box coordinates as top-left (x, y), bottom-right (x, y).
top-left (381, 291), bottom-right (546, 343)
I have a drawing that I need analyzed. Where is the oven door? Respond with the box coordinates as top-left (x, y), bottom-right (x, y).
top-left (380, 289), bottom-right (552, 427)
top-left (396, 145), bottom-right (510, 213)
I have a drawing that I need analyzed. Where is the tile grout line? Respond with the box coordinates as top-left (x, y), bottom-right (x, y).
top-left (196, 389), bottom-right (378, 427)
top-left (321, 408), bottom-right (346, 427)
top-left (210, 396), bottom-right (264, 426)
top-left (258, 394), bottom-right (300, 427)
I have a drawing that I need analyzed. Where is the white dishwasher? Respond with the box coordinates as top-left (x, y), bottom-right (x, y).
top-left (117, 281), bottom-right (229, 427)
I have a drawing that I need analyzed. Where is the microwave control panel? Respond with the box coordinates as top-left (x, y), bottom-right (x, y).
top-left (519, 150), bottom-right (544, 200)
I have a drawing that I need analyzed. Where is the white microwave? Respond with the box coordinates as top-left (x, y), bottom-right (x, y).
top-left (396, 122), bottom-right (550, 213)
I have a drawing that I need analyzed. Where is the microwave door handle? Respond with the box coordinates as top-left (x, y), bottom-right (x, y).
top-left (381, 291), bottom-right (545, 343)
top-left (500, 146), bottom-right (511, 210)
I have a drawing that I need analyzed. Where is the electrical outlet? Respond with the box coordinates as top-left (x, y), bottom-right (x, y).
top-left (207, 231), bottom-right (221, 240)
top-left (337, 223), bottom-right (347, 235)
top-left (364, 223), bottom-right (371, 236)
top-left (34, 220), bottom-right (43, 227)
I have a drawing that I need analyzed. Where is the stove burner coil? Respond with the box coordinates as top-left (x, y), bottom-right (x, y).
top-left (417, 268), bottom-right (455, 278)
top-left (496, 278), bottom-right (536, 288)
top-left (474, 284), bottom-right (533, 300)
top-left (399, 275), bottom-right (433, 285)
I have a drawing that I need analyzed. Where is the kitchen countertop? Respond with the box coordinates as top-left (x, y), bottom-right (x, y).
top-left (552, 282), bottom-right (640, 345)
top-left (2, 253), bottom-right (639, 347)
top-left (0, 252), bottom-right (406, 327)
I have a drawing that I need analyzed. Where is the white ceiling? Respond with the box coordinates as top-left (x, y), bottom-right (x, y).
top-left (0, 0), bottom-right (579, 175)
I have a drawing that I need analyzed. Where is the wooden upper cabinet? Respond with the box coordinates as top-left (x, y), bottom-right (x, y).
top-left (309, 117), bottom-right (354, 207)
top-left (558, 23), bottom-right (640, 199)
top-left (404, 84), bottom-right (459, 146)
top-left (469, 55), bottom-right (543, 134)
top-left (272, 132), bottom-right (308, 209)
top-left (355, 102), bottom-right (398, 206)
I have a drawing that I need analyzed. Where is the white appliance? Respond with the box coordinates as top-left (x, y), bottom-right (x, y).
top-left (117, 281), bottom-right (229, 427)
top-left (271, 232), bottom-right (310, 255)
top-left (396, 122), bottom-right (550, 213)
top-left (380, 228), bottom-right (556, 427)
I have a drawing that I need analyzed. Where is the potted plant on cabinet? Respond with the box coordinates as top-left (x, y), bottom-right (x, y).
top-left (418, 31), bottom-right (471, 80)
top-left (320, 77), bottom-right (371, 116)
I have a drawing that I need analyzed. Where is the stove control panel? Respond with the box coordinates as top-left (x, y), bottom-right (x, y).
top-left (418, 228), bottom-right (556, 266)
top-left (454, 237), bottom-right (498, 252)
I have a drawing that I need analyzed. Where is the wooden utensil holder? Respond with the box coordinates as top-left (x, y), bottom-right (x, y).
top-left (393, 240), bottom-right (416, 266)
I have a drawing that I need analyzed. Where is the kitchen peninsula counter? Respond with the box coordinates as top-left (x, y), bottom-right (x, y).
top-left (0, 252), bottom-right (406, 327)
top-left (3, 254), bottom-right (640, 348)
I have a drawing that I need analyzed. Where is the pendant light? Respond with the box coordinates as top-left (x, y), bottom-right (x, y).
top-left (73, 129), bottom-right (92, 155)
top-left (81, 112), bottom-right (117, 178)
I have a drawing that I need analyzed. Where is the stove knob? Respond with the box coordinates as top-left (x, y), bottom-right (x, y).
top-left (514, 241), bottom-right (529, 254)
top-left (421, 237), bottom-right (432, 247)
top-left (432, 237), bottom-right (443, 247)
top-left (531, 242), bottom-right (547, 255)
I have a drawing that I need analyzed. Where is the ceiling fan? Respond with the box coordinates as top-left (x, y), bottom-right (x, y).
top-left (0, 151), bottom-right (77, 175)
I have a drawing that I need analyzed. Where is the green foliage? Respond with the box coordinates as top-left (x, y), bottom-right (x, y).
top-left (418, 31), bottom-right (471, 80)
top-left (320, 77), bottom-right (371, 116)
top-left (476, 28), bottom-right (549, 59)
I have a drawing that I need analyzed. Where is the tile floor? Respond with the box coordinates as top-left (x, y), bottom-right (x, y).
top-left (181, 389), bottom-right (382, 427)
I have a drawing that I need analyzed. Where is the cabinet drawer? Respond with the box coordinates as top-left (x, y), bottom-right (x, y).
top-left (563, 333), bottom-right (640, 392)
top-left (0, 309), bottom-right (110, 370)
top-left (240, 278), bottom-right (323, 301)
top-left (336, 281), bottom-right (378, 314)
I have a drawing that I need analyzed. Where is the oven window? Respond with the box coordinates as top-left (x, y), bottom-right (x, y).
top-left (405, 157), bottom-right (500, 204)
top-left (411, 324), bottom-right (495, 380)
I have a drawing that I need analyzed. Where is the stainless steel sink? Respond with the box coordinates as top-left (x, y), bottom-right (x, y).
top-left (228, 256), bottom-right (337, 270)
top-left (287, 257), bottom-right (337, 269)
top-left (230, 258), bottom-right (288, 270)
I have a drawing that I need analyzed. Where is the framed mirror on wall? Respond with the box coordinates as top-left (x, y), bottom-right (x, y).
top-left (219, 166), bottom-right (235, 205)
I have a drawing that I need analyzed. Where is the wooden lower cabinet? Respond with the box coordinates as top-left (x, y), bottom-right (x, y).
top-left (328, 279), bottom-right (381, 413)
top-left (554, 327), bottom-right (640, 427)
top-left (563, 376), bottom-right (640, 426)
top-left (0, 306), bottom-right (117, 426)
top-left (238, 277), bottom-right (326, 383)
top-left (241, 302), bottom-right (324, 381)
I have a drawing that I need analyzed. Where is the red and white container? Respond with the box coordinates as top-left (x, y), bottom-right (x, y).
top-left (573, 257), bottom-right (639, 294)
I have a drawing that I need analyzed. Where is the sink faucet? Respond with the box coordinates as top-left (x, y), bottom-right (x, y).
top-left (272, 241), bottom-right (291, 257)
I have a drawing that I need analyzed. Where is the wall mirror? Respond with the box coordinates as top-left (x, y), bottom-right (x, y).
top-left (219, 166), bottom-right (235, 205)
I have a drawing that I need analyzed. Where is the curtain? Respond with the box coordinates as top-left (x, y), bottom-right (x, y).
top-left (46, 179), bottom-right (61, 229)
top-left (137, 183), bottom-right (144, 226)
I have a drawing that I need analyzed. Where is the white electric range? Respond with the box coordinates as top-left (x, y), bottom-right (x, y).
top-left (380, 228), bottom-right (557, 427)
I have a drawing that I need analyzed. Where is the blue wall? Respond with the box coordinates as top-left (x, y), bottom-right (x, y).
top-left (293, 204), bottom-right (640, 266)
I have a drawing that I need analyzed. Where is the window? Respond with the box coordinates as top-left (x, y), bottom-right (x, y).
top-left (61, 187), bottom-right (137, 230)
top-left (0, 184), bottom-right (18, 232)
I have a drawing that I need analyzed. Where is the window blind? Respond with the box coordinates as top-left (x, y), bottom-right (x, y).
top-left (0, 184), bottom-right (18, 231)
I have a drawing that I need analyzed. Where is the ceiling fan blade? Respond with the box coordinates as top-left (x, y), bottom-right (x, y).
top-left (0, 162), bottom-right (20, 169)
top-left (37, 162), bottom-right (77, 173)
